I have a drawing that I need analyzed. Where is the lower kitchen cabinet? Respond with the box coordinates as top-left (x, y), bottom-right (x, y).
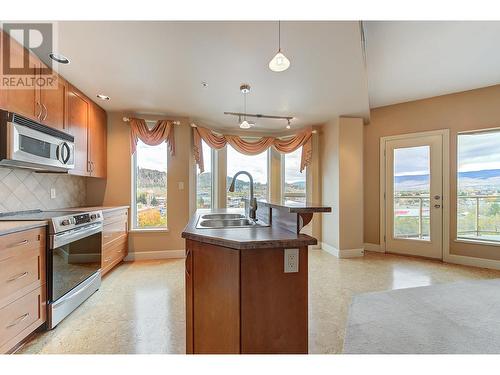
top-left (101, 209), bottom-right (129, 276)
top-left (185, 239), bottom-right (308, 354)
top-left (0, 227), bottom-right (47, 354)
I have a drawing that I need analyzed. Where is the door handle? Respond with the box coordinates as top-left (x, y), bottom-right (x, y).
top-left (434, 204), bottom-right (441, 208)
top-left (434, 195), bottom-right (441, 200)
top-left (185, 249), bottom-right (191, 277)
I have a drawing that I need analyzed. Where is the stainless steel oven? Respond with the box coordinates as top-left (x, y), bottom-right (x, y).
top-left (0, 110), bottom-right (75, 172)
top-left (47, 211), bottom-right (104, 328)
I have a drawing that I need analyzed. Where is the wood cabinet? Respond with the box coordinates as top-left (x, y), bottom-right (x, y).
top-left (0, 227), bottom-right (47, 354)
top-left (185, 239), bottom-right (308, 354)
top-left (67, 86), bottom-right (90, 176)
top-left (88, 101), bottom-right (107, 178)
top-left (1, 30), bottom-right (107, 178)
top-left (0, 31), bottom-right (66, 130)
top-left (101, 209), bottom-right (129, 276)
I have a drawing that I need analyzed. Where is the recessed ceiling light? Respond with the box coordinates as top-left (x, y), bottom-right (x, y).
top-left (96, 94), bottom-right (110, 101)
top-left (201, 81), bottom-right (208, 88)
top-left (49, 52), bottom-right (70, 64)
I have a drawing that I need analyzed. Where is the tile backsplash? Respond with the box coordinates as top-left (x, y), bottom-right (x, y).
top-left (0, 167), bottom-right (86, 213)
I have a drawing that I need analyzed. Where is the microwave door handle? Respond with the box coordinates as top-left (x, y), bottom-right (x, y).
top-left (62, 142), bottom-right (71, 164)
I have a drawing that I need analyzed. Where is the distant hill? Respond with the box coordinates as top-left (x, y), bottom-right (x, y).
top-left (138, 168), bottom-right (166, 188)
top-left (395, 169), bottom-right (500, 191)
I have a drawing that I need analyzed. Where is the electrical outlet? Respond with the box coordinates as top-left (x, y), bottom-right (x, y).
top-left (178, 181), bottom-right (184, 190)
top-left (50, 188), bottom-right (56, 199)
top-left (284, 248), bottom-right (299, 273)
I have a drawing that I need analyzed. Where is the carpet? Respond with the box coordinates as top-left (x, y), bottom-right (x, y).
top-left (343, 278), bottom-right (500, 354)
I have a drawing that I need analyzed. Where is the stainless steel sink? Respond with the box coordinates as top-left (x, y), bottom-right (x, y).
top-left (196, 215), bottom-right (269, 229)
top-left (200, 213), bottom-right (245, 220)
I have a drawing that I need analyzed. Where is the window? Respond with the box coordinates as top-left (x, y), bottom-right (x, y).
top-left (457, 130), bottom-right (500, 242)
top-left (132, 139), bottom-right (168, 229)
top-left (226, 145), bottom-right (269, 208)
top-left (282, 148), bottom-right (306, 203)
top-left (196, 140), bottom-right (214, 209)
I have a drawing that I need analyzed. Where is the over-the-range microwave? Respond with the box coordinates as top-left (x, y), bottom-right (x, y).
top-left (0, 110), bottom-right (75, 172)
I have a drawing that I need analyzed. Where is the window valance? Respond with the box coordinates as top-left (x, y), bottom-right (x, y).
top-left (193, 126), bottom-right (312, 173)
top-left (129, 117), bottom-right (175, 156)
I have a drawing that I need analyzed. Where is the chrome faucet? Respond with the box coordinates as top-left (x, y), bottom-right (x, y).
top-left (228, 171), bottom-right (258, 221)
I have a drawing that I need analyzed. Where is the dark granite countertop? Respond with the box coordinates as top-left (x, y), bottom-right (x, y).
top-left (255, 199), bottom-right (332, 214)
top-left (182, 209), bottom-right (317, 250)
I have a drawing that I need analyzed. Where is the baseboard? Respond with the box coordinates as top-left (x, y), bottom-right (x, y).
top-left (124, 250), bottom-right (185, 261)
top-left (363, 243), bottom-right (385, 253)
top-left (321, 242), bottom-right (364, 258)
top-left (444, 253), bottom-right (500, 271)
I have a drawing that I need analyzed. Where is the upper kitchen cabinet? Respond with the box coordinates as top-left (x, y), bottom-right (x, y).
top-left (0, 32), bottom-right (38, 121)
top-left (88, 101), bottom-right (107, 178)
top-left (38, 64), bottom-right (67, 131)
top-left (67, 85), bottom-right (90, 177)
top-left (0, 31), bottom-right (66, 130)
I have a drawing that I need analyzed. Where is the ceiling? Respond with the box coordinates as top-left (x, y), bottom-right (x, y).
top-left (55, 21), bottom-right (370, 133)
top-left (364, 21), bottom-right (500, 108)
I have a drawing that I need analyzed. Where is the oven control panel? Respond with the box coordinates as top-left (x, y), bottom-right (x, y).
top-left (52, 210), bottom-right (103, 233)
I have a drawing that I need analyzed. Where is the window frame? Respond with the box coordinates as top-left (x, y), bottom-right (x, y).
top-left (225, 143), bottom-right (271, 208)
top-left (130, 140), bottom-right (169, 233)
top-left (281, 148), bottom-right (307, 202)
top-left (195, 143), bottom-right (217, 210)
top-left (456, 127), bottom-right (500, 244)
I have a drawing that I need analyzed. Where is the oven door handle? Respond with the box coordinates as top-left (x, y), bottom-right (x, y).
top-left (51, 223), bottom-right (103, 248)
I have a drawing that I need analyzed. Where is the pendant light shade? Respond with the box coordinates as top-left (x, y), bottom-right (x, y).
top-left (239, 120), bottom-right (252, 129)
top-left (269, 50), bottom-right (290, 72)
top-left (269, 21), bottom-right (290, 72)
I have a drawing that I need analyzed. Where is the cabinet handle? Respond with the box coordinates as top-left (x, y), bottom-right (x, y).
top-left (36, 102), bottom-right (42, 120)
top-left (7, 271), bottom-right (29, 282)
top-left (185, 249), bottom-right (191, 277)
top-left (6, 313), bottom-right (30, 328)
top-left (42, 104), bottom-right (48, 121)
top-left (7, 239), bottom-right (28, 249)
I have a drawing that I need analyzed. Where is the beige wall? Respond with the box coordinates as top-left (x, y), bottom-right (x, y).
top-left (87, 112), bottom-right (191, 253)
top-left (364, 84), bottom-right (500, 260)
top-left (320, 118), bottom-right (340, 249)
top-left (320, 117), bottom-right (364, 251)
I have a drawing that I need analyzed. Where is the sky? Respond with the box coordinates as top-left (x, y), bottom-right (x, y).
top-left (227, 145), bottom-right (268, 183)
top-left (136, 140), bottom-right (168, 172)
top-left (458, 132), bottom-right (500, 172)
top-left (284, 148), bottom-right (306, 184)
top-left (394, 146), bottom-right (430, 176)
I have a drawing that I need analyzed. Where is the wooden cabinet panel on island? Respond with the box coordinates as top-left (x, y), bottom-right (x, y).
top-left (101, 209), bottom-right (129, 276)
top-left (185, 239), bottom-right (309, 354)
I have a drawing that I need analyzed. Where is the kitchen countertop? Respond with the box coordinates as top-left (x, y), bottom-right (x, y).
top-left (255, 199), bottom-right (332, 214)
top-left (60, 206), bottom-right (130, 213)
top-left (0, 220), bottom-right (48, 236)
top-left (182, 209), bottom-right (317, 250)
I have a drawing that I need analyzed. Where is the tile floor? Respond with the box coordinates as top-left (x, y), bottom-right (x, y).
top-left (18, 250), bottom-right (500, 354)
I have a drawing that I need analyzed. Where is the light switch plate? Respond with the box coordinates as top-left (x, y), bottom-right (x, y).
top-left (284, 248), bottom-right (299, 273)
top-left (50, 188), bottom-right (56, 199)
top-left (178, 181), bottom-right (184, 190)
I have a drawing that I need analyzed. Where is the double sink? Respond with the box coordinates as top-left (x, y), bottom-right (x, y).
top-left (196, 213), bottom-right (269, 229)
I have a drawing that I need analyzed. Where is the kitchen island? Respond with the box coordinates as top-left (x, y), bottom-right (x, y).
top-left (182, 202), bottom-right (331, 354)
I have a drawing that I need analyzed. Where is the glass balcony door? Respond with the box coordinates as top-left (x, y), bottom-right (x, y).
top-left (384, 134), bottom-right (443, 259)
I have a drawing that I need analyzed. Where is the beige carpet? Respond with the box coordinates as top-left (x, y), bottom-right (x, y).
top-left (343, 278), bottom-right (500, 354)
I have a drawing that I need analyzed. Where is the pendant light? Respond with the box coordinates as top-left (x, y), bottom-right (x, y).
top-left (239, 84), bottom-right (253, 129)
top-left (269, 21), bottom-right (290, 72)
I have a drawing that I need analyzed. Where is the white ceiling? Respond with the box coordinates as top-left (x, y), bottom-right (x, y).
top-left (55, 21), bottom-right (369, 133)
top-left (364, 21), bottom-right (500, 108)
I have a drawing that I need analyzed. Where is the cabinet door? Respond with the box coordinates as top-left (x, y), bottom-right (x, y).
top-left (88, 102), bottom-right (107, 178)
top-left (0, 33), bottom-right (38, 120)
top-left (40, 73), bottom-right (66, 131)
top-left (67, 86), bottom-right (89, 176)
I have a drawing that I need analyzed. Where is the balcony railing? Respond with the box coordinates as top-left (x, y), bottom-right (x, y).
top-left (457, 195), bottom-right (500, 241)
top-left (393, 196), bottom-right (430, 240)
